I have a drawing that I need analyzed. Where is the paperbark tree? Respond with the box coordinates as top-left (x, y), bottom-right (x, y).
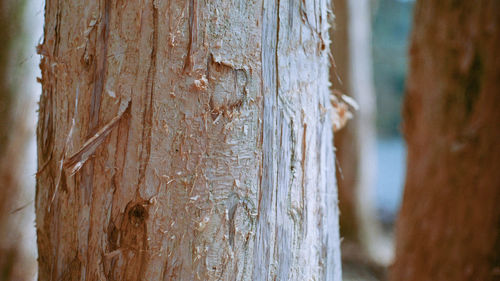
top-left (391, 1), bottom-right (500, 280)
top-left (36, 0), bottom-right (342, 280)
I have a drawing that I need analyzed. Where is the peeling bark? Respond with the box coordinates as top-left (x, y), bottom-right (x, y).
top-left (391, 1), bottom-right (500, 280)
top-left (36, 1), bottom-right (342, 280)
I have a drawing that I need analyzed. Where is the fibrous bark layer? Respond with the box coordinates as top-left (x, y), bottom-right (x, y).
top-left (37, 1), bottom-right (341, 280)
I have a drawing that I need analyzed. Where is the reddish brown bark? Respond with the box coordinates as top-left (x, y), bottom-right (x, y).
top-left (391, 1), bottom-right (500, 280)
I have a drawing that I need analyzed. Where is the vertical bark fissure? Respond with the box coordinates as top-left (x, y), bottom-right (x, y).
top-left (50, 201), bottom-right (61, 281)
top-left (89, 0), bottom-right (111, 134)
top-left (80, 0), bottom-right (111, 208)
top-left (81, 1), bottom-right (112, 279)
top-left (183, 0), bottom-right (196, 73)
top-left (301, 122), bottom-right (307, 229)
top-left (273, 1), bottom-right (282, 279)
top-left (254, 0), bottom-right (280, 278)
top-left (138, 1), bottom-right (158, 188)
top-left (52, 0), bottom-right (62, 57)
top-left (275, 0), bottom-right (281, 102)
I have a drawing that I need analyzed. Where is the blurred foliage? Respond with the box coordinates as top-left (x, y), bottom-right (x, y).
top-left (372, 0), bottom-right (414, 137)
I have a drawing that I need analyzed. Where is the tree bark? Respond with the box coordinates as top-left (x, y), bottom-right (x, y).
top-left (391, 1), bottom-right (500, 280)
top-left (36, 0), bottom-right (342, 280)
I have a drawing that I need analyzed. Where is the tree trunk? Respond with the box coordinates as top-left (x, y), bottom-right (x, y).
top-left (391, 1), bottom-right (500, 280)
top-left (36, 1), bottom-right (342, 280)
top-left (331, 0), bottom-right (390, 265)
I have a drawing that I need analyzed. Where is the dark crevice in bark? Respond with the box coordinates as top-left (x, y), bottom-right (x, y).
top-left (462, 52), bottom-right (482, 117)
top-left (80, 0), bottom-right (112, 204)
top-left (138, 1), bottom-right (158, 188)
top-left (254, 0), bottom-right (281, 278)
top-left (106, 200), bottom-right (150, 281)
top-left (228, 203), bottom-right (238, 248)
top-left (38, 86), bottom-right (55, 164)
top-left (89, 0), bottom-right (111, 135)
top-left (79, 1), bottom-right (112, 279)
top-left (52, 0), bottom-right (61, 57)
top-left (184, 0), bottom-right (196, 73)
top-left (275, 0), bottom-right (281, 101)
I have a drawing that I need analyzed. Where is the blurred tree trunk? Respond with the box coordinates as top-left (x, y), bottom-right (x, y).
top-left (36, 1), bottom-right (342, 280)
top-left (0, 0), bottom-right (37, 280)
top-left (392, 1), bottom-right (500, 280)
top-left (331, 0), bottom-right (391, 265)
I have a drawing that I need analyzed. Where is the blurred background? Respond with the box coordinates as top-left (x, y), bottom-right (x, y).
top-left (0, 0), bottom-right (43, 280)
top-left (0, 0), bottom-right (414, 280)
top-left (372, 0), bottom-right (413, 226)
top-left (330, 0), bottom-right (414, 279)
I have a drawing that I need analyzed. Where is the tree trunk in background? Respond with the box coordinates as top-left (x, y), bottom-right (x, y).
top-left (0, 0), bottom-right (37, 280)
top-left (36, 1), bottom-right (342, 280)
top-left (391, 1), bottom-right (500, 280)
top-left (331, 0), bottom-right (391, 265)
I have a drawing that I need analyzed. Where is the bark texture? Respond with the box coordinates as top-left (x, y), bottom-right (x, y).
top-left (391, 1), bottom-right (500, 280)
top-left (36, 0), bottom-right (341, 280)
